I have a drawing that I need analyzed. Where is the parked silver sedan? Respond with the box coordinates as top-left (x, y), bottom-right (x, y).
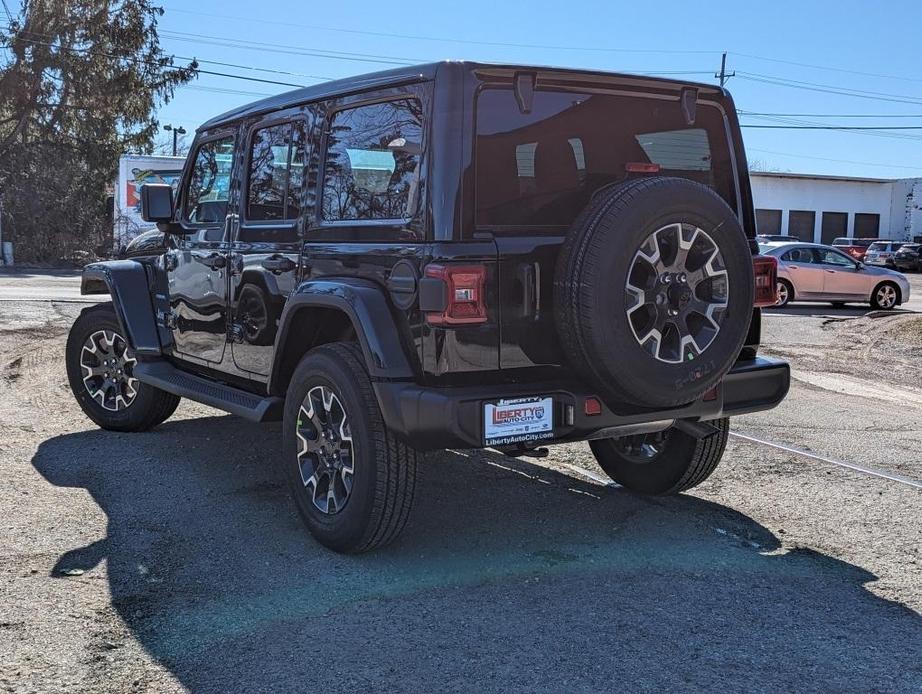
top-left (758, 242), bottom-right (911, 309)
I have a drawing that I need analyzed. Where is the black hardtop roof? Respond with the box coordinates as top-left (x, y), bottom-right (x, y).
top-left (198, 60), bottom-right (726, 132)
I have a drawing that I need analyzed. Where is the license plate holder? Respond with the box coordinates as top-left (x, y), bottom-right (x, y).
top-left (483, 396), bottom-right (554, 447)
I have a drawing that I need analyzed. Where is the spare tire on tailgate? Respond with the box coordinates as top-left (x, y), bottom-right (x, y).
top-left (554, 176), bottom-right (753, 408)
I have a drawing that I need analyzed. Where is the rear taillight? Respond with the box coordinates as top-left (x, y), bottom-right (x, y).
top-left (424, 264), bottom-right (487, 325)
top-left (752, 255), bottom-right (778, 307)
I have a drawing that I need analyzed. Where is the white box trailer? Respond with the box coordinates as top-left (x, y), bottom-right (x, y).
top-left (113, 154), bottom-right (185, 251)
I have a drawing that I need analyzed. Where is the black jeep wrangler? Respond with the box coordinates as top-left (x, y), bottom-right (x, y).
top-left (67, 62), bottom-right (788, 553)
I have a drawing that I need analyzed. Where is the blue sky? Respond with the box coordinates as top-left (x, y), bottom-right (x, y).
top-left (148, 0), bottom-right (922, 178)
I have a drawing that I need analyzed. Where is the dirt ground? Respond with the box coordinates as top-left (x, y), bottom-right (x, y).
top-left (1, 293), bottom-right (921, 693)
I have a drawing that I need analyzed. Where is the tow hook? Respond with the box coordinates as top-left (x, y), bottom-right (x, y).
top-left (496, 444), bottom-right (550, 459)
top-left (673, 419), bottom-right (720, 439)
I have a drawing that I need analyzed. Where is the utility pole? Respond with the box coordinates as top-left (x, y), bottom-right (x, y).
top-left (162, 124), bottom-right (187, 157)
top-left (716, 52), bottom-right (735, 88)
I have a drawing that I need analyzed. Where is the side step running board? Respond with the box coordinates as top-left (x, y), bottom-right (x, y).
top-left (134, 360), bottom-right (283, 422)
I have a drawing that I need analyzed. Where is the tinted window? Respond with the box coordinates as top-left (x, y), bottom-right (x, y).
top-left (247, 122), bottom-right (306, 221)
top-left (321, 100), bottom-right (423, 222)
top-left (185, 136), bottom-right (235, 224)
top-left (475, 89), bottom-right (734, 228)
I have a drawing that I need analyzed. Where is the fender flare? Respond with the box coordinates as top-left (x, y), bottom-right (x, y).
top-left (81, 260), bottom-right (162, 357)
top-left (269, 278), bottom-right (415, 391)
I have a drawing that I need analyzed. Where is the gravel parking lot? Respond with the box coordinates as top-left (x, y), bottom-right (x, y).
top-left (1, 271), bottom-right (921, 692)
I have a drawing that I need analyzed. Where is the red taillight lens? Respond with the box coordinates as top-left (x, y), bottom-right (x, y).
top-left (625, 162), bottom-right (661, 173)
top-left (752, 255), bottom-right (778, 307)
top-left (424, 264), bottom-right (487, 325)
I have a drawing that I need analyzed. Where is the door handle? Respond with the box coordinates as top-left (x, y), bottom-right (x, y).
top-left (824, 269), bottom-right (836, 273)
top-left (261, 255), bottom-right (296, 274)
top-left (196, 252), bottom-right (227, 270)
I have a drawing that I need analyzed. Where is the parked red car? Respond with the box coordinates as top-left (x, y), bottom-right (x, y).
top-left (832, 237), bottom-right (877, 261)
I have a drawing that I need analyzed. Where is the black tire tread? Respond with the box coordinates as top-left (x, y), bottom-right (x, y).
top-left (668, 418), bottom-right (729, 494)
top-left (289, 342), bottom-right (417, 553)
top-left (556, 178), bottom-right (661, 397)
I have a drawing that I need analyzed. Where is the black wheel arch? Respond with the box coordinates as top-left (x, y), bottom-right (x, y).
top-left (80, 260), bottom-right (164, 357)
top-left (268, 278), bottom-right (417, 396)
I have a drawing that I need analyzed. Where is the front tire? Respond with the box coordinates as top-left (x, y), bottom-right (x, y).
top-left (775, 279), bottom-right (793, 307)
top-left (590, 418), bottom-right (729, 495)
top-left (870, 282), bottom-right (899, 310)
top-left (281, 342), bottom-right (417, 553)
top-left (66, 303), bottom-right (180, 431)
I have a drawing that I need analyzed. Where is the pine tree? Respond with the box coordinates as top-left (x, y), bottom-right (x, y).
top-left (0, 1), bottom-right (196, 262)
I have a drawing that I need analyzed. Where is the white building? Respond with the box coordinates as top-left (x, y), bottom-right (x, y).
top-left (750, 172), bottom-right (922, 244)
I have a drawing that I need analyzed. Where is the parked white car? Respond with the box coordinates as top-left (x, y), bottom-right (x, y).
top-left (758, 242), bottom-right (911, 309)
top-left (864, 240), bottom-right (906, 267)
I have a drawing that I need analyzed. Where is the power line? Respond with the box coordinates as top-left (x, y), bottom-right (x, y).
top-left (736, 72), bottom-right (922, 105)
top-left (740, 112), bottom-right (922, 142)
top-left (731, 51), bottom-right (922, 85)
top-left (161, 6), bottom-right (719, 56)
top-left (742, 125), bottom-right (922, 130)
top-left (159, 30), bottom-right (421, 66)
top-left (3, 33), bottom-right (312, 88)
top-left (739, 111), bottom-right (922, 118)
top-left (746, 146), bottom-right (922, 172)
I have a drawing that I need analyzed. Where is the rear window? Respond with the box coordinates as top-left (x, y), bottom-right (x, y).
top-left (832, 238), bottom-right (851, 245)
top-left (475, 88), bottom-right (736, 229)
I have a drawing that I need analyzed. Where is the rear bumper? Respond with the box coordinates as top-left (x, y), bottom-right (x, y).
top-left (375, 357), bottom-right (790, 451)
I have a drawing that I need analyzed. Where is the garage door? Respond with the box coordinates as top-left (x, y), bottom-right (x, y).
top-left (821, 212), bottom-right (848, 245)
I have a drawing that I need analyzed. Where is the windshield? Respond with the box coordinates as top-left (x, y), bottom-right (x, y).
top-left (868, 242), bottom-right (887, 251)
top-left (474, 88), bottom-right (736, 228)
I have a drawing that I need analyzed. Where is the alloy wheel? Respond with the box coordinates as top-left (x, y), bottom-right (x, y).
top-left (776, 281), bottom-right (789, 306)
top-left (626, 223), bottom-right (730, 363)
top-left (296, 385), bottom-right (354, 514)
top-left (80, 329), bottom-right (139, 411)
top-left (876, 284), bottom-right (897, 309)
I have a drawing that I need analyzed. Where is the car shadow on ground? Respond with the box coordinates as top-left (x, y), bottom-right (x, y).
top-left (33, 415), bottom-right (922, 692)
top-left (766, 302), bottom-right (910, 318)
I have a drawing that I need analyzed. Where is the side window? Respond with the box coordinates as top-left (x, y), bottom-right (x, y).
top-left (246, 122), bottom-right (306, 222)
top-left (321, 99), bottom-right (423, 222)
top-left (820, 249), bottom-right (855, 267)
top-left (184, 136), bottom-right (235, 224)
top-left (782, 248), bottom-right (812, 263)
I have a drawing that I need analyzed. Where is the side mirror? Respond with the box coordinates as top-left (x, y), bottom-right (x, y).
top-left (140, 183), bottom-right (174, 223)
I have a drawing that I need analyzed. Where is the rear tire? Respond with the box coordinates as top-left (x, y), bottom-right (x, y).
top-left (281, 342), bottom-right (417, 553)
top-left (590, 418), bottom-right (729, 495)
top-left (66, 303), bottom-right (180, 431)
